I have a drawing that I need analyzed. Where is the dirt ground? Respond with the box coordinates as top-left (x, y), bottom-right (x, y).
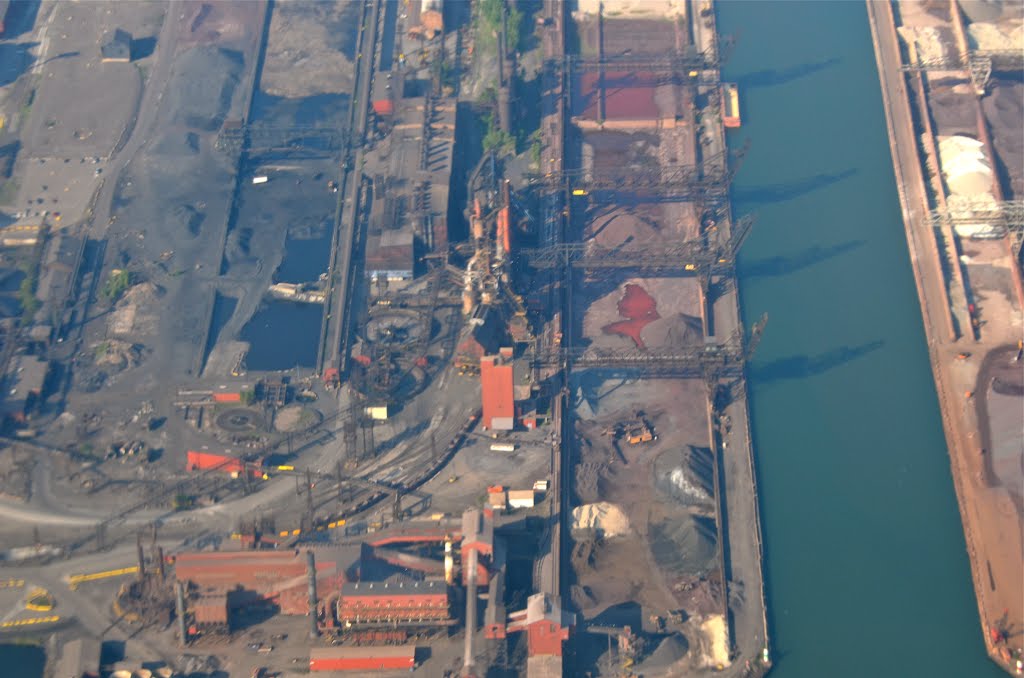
top-left (260, 0), bottom-right (360, 98)
top-left (982, 78), bottom-right (1024, 199)
top-left (569, 376), bottom-right (732, 674)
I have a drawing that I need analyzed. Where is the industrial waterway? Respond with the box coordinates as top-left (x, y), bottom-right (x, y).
top-left (717, 2), bottom-right (1006, 676)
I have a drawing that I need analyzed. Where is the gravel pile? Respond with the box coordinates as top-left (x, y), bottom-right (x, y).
top-left (641, 633), bottom-right (689, 671)
top-left (572, 502), bottom-right (630, 537)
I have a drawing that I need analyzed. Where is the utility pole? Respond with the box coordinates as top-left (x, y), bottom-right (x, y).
top-left (305, 468), bottom-right (316, 531)
top-left (136, 532), bottom-right (146, 581)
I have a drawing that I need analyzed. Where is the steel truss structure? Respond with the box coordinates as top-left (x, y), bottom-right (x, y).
top-left (533, 314), bottom-right (766, 383)
top-left (520, 214), bottom-right (755, 277)
top-left (215, 124), bottom-right (346, 155)
top-left (901, 49), bottom-right (1023, 94)
top-left (931, 200), bottom-right (1024, 259)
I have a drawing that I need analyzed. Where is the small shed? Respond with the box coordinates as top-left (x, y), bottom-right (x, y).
top-left (508, 489), bottom-right (536, 509)
top-left (488, 489), bottom-right (508, 510)
top-left (101, 29), bottom-right (132, 63)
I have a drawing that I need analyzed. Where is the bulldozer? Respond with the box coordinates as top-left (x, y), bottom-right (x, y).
top-left (602, 412), bottom-right (657, 446)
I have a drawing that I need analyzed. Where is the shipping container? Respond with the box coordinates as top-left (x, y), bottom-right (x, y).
top-left (309, 645), bottom-right (416, 672)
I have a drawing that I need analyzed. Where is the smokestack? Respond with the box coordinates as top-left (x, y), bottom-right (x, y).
top-left (174, 581), bottom-right (187, 646)
top-left (307, 550), bottom-right (319, 639)
top-left (463, 548), bottom-right (478, 675)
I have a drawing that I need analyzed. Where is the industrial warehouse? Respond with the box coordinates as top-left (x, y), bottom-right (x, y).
top-left (0, 0), bottom-right (777, 676)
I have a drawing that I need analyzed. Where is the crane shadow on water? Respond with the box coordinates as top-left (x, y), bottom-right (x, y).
top-left (733, 168), bottom-right (858, 205)
top-left (751, 340), bottom-right (885, 384)
top-left (735, 57), bottom-right (842, 89)
top-left (741, 239), bottom-right (866, 279)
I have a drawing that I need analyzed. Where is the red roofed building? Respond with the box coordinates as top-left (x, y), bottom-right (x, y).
top-left (480, 354), bottom-right (514, 430)
top-left (508, 593), bottom-right (575, 660)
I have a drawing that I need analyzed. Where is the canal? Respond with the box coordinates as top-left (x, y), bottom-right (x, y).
top-left (0, 644), bottom-right (45, 678)
top-left (717, 2), bottom-right (1006, 676)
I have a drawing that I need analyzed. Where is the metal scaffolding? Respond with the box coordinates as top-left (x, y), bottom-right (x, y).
top-left (526, 142), bottom-right (748, 197)
top-left (215, 124), bottom-right (346, 156)
top-left (931, 200), bottom-right (1024, 259)
top-left (559, 44), bottom-right (723, 73)
top-left (901, 49), bottom-right (1023, 94)
top-left (520, 214), bottom-right (755, 276)
top-left (534, 314), bottom-right (766, 384)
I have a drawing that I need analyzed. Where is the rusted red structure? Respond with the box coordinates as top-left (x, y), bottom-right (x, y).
top-left (175, 550), bottom-right (342, 616)
top-left (185, 450), bottom-right (263, 475)
top-left (480, 355), bottom-right (515, 430)
top-left (461, 508), bottom-right (494, 587)
top-left (310, 645), bottom-right (416, 672)
top-left (577, 71), bottom-right (660, 121)
top-left (507, 593), bottom-right (575, 658)
top-left (192, 593), bottom-right (229, 627)
top-left (336, 580), bottom-right (450, 627)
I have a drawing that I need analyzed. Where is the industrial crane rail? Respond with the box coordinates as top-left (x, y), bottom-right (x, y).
top-left (533, 314), bottom-right (766, 378)
top-left (901, 49), bottom-right (1023, 94)
top-left (215, 124), bottom-right (347, 155)
top-left (524, 142), bottom-right (748, 194)
top-left (557, 44), bottom-right (724, 72)
top-left (520, 214), bottom-right (755, 274)
top-left (930, 200), bottom-right (1024, 258)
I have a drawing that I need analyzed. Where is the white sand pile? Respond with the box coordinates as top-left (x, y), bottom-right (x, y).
top-left (968, 21), bottom-right (1024, 52)
top-left (572, 502), bottom-right (630, 537)
top-left (699, 615), bottom-right (731, 669)
top-left (897, 26), bottom-right (952, 64)
top-left (937, 135), bottom-right (995, 197)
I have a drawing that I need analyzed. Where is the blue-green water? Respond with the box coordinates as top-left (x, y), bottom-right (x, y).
top-left (718, 2), bottom-right (1005, 676)
top-left (0, 644), bottom-right (45, 678)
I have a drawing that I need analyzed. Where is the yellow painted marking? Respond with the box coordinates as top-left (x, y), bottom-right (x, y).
top-left (1, 615), bottom-right (59, 627)
top-left (0, 579), bottom-right (24, 588)
top-left (68, 566), bottom-right (138, 590)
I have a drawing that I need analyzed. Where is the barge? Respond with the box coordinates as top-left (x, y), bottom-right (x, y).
top-left (721, 82), bottom-right (741, 128)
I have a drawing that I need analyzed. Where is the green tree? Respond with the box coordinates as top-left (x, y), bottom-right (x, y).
top-left (101, 269), bottom-right (132, 302)
top-left (16, 259), bottom-right (40, 324)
